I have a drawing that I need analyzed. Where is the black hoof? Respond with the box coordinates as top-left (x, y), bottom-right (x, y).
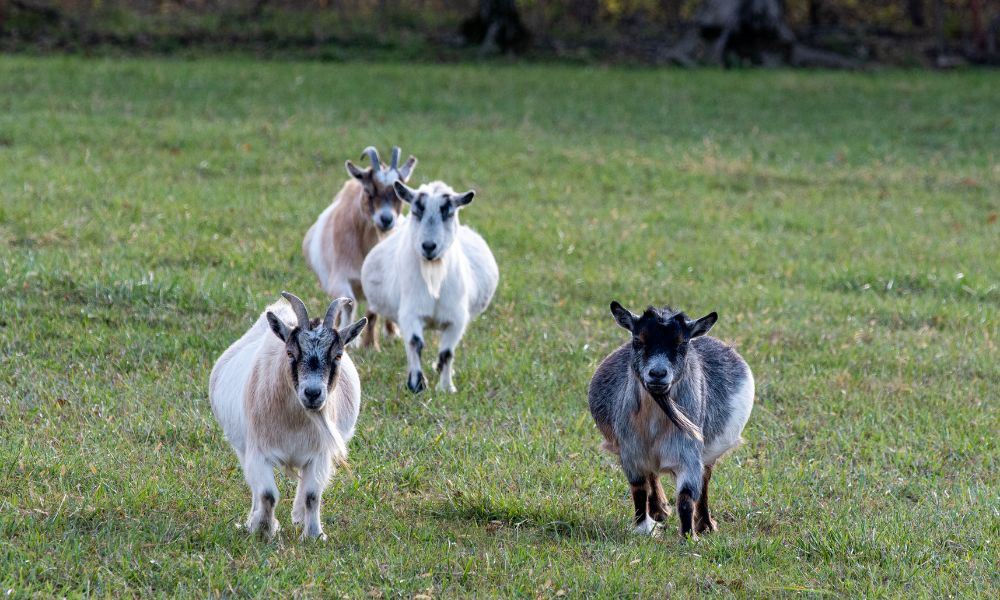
top-left (407, 371), bottom-right (427, 393)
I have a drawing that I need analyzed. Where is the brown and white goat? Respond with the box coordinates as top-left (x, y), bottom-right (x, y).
top-left (209, 292), bottom-right (367, 540)
top-left (303, 146), bottom-right (416, 348)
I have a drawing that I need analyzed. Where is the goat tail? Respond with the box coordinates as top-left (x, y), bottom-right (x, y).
top-left (652, 395), bottom-right (704, 442)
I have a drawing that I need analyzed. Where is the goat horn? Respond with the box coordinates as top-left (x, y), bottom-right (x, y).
top-left (361, 146), bottom-right (381, 169)
top-left (390, 146), bottom-right (401, 169)
top-left (323, 297), bottom-right (353, 330)
top-left (280, 291), bottom-right (310, 330)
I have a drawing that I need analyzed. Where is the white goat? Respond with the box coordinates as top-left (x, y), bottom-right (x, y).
top-left (361, 181), bottom-right (498, 393)
top-left (209, 292), bottom-right (367, 540)
top-left (303, 146), bottom-right (416, 349)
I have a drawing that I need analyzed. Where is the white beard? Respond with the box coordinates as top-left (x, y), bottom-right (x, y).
top-left (419, 255), bottom-right (448, 299)
top-left (306, 409), bottom-right (347, 461)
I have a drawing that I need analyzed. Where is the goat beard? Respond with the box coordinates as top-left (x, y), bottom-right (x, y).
top-left (304, 409), bottom-right (350, 470)
top-left (419, 254), bottom-right (448, 300)
top-left (648, 391), bottom-right (704, 443)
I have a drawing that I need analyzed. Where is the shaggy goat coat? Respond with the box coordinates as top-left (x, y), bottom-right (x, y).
top-left (209, 300), bottom-right (359, 479)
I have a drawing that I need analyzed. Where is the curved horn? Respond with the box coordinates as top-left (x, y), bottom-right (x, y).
top-left (390, 146), bottom-right (401, 169)
top-left (280, 291), bottom-right (310, 330)
top-left (323, 297), bottom-right (353, 330)
top-left (360, 146), bottom-right (382, 169)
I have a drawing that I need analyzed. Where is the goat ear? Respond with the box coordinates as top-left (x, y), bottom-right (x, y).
top-left (338, 317), bottom-right (368, 347)
top-left (345, 160), bottom-right (368, 180)
top-left (450, 190), bottom-right (475, 208)
top-left (393, 181), bottom-right (416, 204)
top-left (266, 311), bottom-right (292, 342)
top-left (688, 312), bottom-right (718, 338)
top-left (397, 156), bottom-right (417, 181)
top-left (610, 301), bottom-right (637, 332)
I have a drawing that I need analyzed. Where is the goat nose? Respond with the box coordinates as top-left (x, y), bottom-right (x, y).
top-left (421, 241), bottom-right (437, 253)
top-left (380, 214), bottom-right (394, 227)
top-left (303, 387), bottom-right (322, 403)
top-left (647, 368), bottom-right (668, 380)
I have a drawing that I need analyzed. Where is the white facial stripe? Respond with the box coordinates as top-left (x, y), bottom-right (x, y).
top-left (373, 170), bottom-right (399, 186)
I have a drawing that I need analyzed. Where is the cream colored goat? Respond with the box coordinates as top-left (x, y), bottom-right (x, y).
top-left (209, 292), bottom-right (367, 540)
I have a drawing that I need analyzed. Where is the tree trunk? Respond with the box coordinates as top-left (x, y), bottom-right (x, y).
top-left (932, 0), bottom-right (944, 54)
top-left (988, 14), bottom-right (1000, 57)
top-left (698, 0), bottom-right (795, 66)
top-left (575, 0), bottom-right (601, 26)
top-left (808, 0), bottom-right (821, 32)
top-left (460, 0), bottom-right (531, 54)
top-left (906, 0), bottom-right (925, 28)
top-left (662, 0), bottom-right (682, 27)
top-left (969, 0), bottom-right (986, 52)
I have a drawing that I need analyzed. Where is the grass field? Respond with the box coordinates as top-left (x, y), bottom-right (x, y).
top-left (0, 56), bottom-right (998, 597)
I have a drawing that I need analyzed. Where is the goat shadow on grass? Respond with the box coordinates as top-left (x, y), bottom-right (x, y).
top-left (428, 496), bottom-right (620, 542)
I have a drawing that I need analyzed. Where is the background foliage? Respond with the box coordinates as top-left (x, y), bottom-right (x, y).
top-left (2, 0), bottom-right (998, 65)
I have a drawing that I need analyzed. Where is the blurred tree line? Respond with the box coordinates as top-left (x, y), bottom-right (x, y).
top-left (1, 0), bottom-right (997, 66)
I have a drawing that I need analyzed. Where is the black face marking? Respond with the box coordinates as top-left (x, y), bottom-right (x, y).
top-left (305, 492), bottom-right (317, 511)
top-left (635, 312), bottom-right (685, 355)
top-left (629, 309), bottom-right (690, 385)
top-left (358, 172), bottom-right (378, 197)
top-left (410, 335), bottom-right (424, 356)
top-left (287, 335), bottom-right (301, 390)
top-left (261, 491), bottom-right (276, 510)
top-left (412, 195), bottom-right (425, 220)
top-left (326, 345), bottom-right (342, 386)
top-left (287, 332), bottom-right (302, 359)
top-left (368, 189), bottom-right (402, 216)
top-left (286, 325), bottom-right (341, 396)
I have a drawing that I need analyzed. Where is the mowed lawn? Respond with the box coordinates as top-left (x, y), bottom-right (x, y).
top-left (0, 56), bottom-right (997, 597)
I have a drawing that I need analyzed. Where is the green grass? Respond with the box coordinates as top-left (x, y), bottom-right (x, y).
top-left (0, 56), bottom-right (998, 597)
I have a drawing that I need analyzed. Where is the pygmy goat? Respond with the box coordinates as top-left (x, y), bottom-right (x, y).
top-left (209, 292), bottom-right (367, 540)
top-left (588, 302), bottom-right (754, 538)
top-left (303, 145), bottom-right (417, 349)
top-left (361, 180), bottom-right (498, 393)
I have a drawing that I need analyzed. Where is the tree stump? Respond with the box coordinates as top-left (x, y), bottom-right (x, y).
top-left (460, 0), bottom-right (531, 55)
top-left (663, 0), bottom-right (857, 68)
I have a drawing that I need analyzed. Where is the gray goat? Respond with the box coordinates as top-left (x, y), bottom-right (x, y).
top-left (588, 301), bottom-right (754, 538)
